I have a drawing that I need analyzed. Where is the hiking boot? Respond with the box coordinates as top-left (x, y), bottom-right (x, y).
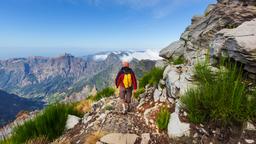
top-left (122, 108), bottom-right (127, 114)
top-left (126, 104), bottom-right (130, 112)
top-left (122, 103), bottom-right (127, 114)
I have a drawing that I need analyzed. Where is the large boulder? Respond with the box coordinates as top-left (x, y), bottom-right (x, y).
top-left (212, 18), bottom-right (256, 79)
top-left (159, 41), bottom-right (186, 59)
top-left (165, 65), bottom-right (194, 98)
top-left (168, 104), bottom-right (190, 138)
top-left (65, 115), bottom-right (81, 130)
top-left (153, 89), bottom-right (162, 102)
top-left (99, 133), bottom-right (139, 144)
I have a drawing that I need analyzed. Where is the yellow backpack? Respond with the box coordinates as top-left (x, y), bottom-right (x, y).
top-left (123, 73), bottom-right (132, 89)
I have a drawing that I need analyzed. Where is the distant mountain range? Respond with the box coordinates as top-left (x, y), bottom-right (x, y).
top-left (0, 50), bottom-right (161, 103)
top-left (0, 90), bottom-right (44, 127)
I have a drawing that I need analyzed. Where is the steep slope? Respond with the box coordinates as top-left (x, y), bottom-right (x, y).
top-left (0, 90), bottom-right (44, 127)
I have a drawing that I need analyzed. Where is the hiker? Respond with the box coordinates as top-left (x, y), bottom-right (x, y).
top-left (115, 60), bottom-right (137, 114)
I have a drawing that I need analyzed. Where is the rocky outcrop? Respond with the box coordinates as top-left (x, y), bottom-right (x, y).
top-left (159, 41), bottom-right (186, 59)
top-left (158, 0), bottom-right (256, 142)
top-left (160, 0), bottom-right (256, 66)
top-left (212, 18), bottom-right (256, 79)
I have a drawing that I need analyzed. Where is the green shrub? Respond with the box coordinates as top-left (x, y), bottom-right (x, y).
top-left (156, 106), bottom-right (170, 130)
top-left (2, 103), bottom-right (82, 144)
top-left (133, 88), bottom-right (145, 100)
top-left (88, 87), bottom-right (115, 102)
top-left (181, 61), bottom-right (255, 126)
top-left (104, 105), bottom-right (114, 111)
top-left (139, 68), bottom-right (164, 88)
top-left (169, 56), bottom-right (186, 65)
top-left (248, 89), bottom-right (256, 122)
top-left (225, 24), bottom-right (237, 29)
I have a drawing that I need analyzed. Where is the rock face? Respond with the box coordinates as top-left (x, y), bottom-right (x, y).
top-left (158, 0), bottom-right (256, 141)
top-left (212, 18), bottom-right (256, 78)
top-left (160, 0), bottom-right (256, 66)
top-left (159, 41), bottom-right (185, 59)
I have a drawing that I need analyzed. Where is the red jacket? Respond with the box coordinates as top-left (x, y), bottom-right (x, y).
top-left (115, 67), bottom-right (137, 90)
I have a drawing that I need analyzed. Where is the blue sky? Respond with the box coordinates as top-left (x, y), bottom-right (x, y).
top-left (0, 0), bottom-right (216, 59)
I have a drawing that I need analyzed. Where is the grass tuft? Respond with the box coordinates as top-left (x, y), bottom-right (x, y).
top-left (87, 87), bottom-right (115, 102)
top-left (1, 103), bottom-right (82, 144)
top-left (181, 60), bottom-right (256, 127)
top-left (75, 99), bottom-right (92, 113)
top-left (139, 68), bottom-right (164, 88)
top-left (156, 106), bottom-right (170, 130)
top-left (104, 105), bottom-right (114, 111)
top-left (85, 131), bottom-right (106, 144)
top-left (169, 56), bottom-right (186, 65)
top-left (133, 88), bottom-right (145, 100)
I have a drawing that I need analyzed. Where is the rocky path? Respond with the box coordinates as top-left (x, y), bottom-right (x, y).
top-left (53, 96), bottom-right (171, 144)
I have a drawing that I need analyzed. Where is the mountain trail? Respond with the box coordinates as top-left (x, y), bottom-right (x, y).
top-left (53, 95), bottom-right (171, 144)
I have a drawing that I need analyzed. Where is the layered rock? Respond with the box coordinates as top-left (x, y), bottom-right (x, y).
top-left (212, 18), bottom-right (256, 79)
top-left (159, 0), bottom-right (256, 141)
top-left (160, 0), bottom-right (256, 66)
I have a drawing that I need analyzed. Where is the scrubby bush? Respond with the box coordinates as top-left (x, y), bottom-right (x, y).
top-left (139, 68), bottom-right (164, 88)
top-left (104, 105), bottom-right (114, 111)
top-left (133, 88), bottom-right (145, 100)
top-left (156, 106), bottom-right (170, 130)
top-left (75, 99), bottom-right (92, 113)
top-left (87, 87), bottom-right (115, 102)
top-left (181, 61), bottom-right (256, 127)
top-left (248, 89), bottom-right (256, 122)
top-left (169, 56), bottom-right (186, 65)
top-left (2, 103), bottom-right (82, 144)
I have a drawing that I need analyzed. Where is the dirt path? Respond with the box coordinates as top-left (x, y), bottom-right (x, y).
top-left (53, 98), bottom-right (171, 144)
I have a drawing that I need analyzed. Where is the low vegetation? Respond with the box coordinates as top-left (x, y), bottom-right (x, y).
top-left (75, 99), bottom-right (92, 113)
top-left (156, 106), bottom-right (170, 130)
top-left (85, 131), bottom-right (107, 144)
top-left (181, 60), bottom-right (256, 127)
top-left (169, 56), bottom-right (186, 65)
top-left (139, 68), bottom-right (164, 88)
top-left (87, 87), bottom-right (115, 102)
top-left (104, 105), bottom-right (114, 111)
top-left (225, 24), bottom-right (237, 29)
top-left (133, 88), bottom-right (145, 100)
top-left (1, 103), bottom-right (82, 144)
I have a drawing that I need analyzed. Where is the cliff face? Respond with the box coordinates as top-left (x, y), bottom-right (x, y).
top-left (160, 0), bottom-right (256, 78)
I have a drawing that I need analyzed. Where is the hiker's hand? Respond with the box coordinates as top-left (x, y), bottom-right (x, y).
top-left (133, 89), bottom-right (136, 94)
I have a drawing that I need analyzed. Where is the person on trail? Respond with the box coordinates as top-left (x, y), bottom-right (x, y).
top-left (115, 61), bottom-right (137, 114)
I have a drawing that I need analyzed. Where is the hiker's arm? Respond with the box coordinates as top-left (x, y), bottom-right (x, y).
top-left (131, 71), bottom-right (137, 90)
top-left (115, 71), bottom-right (122, 88)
